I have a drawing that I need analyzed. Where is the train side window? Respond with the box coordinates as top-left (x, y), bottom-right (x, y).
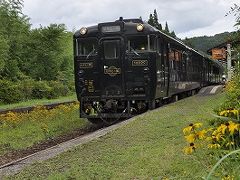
top-left (128, 35), bottom-right (157, 51)
top-left (77, 39), bottom-right (97, 56)
top-left (128, 36), bottom-right (148, 51)
top-left (169, 49), bottom-right (183, 70)
top-left (169, 50), bottom-right (175, 61)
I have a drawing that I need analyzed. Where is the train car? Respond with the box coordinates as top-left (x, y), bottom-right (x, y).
top-left (74, 18), bottom-right (223, 124)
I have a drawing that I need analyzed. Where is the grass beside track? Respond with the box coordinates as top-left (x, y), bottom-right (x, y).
top-left (6, 93), bottom-right (227, 179)
top-left (0, 103), bottom-right (89, 157)
top-left (0, 95), bottom-right (77, 111)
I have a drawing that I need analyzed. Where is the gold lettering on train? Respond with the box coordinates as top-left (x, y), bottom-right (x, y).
top-left (132, 60), bottom-right (148, 66)
top-left (80, 62), bottom-right (93, 69)
top-left (104, 66), bottom-right (121, 77)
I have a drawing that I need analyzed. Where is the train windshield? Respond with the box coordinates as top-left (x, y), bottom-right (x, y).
top-left (77, 39), bottom-right (97, 56)
top-left (127, 35), bottom-right (156, 52)
top-left (103, 40), bottom-right (120, 59)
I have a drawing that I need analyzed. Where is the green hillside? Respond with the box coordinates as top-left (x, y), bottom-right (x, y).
top-left (183, 31), bottom-right (237, 53)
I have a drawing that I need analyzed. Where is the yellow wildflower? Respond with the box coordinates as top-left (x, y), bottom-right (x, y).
top-left (196, 130), bottom-right (207, 140)
top-left (231, 109), bottom-right (239, 116)
top-left (183, 123), bottom-right (202, 135)
top-left (219, 110), bottom-right (226, 116)
top-left (228, 121), bottom-right (239, 135)
top-left (222, 175), bottom-right (234, 180)
top-left (4, 112), bottom-right (19, 123)
top-left (194, 123), bottom-right (203, 128)
top-left (212, 133), bottom-right (224, 142)
top-left (219, 110), bottom-right (232, 117)
top-left (216, 124), bottom-right (228, 134)
top-left (226, 141), bottom-right (235, 147)
top-left (185, 134), bottom-right (196, 143)
top-left (208, 143), bottom-right (221, 149)
top-left (183, 143), bottom-right (196, 155)
top-left (183, 124), bottom-right (194, 134)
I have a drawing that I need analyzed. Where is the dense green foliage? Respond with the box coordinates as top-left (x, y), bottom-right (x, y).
top-left (183, 32), bottom-right (237, 53)
top-left (0, 0), bottom-right (74, 104)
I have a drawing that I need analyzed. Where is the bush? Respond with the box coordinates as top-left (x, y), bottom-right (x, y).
top-left (0, 80), bottom-right (25, 104)
top-left (32, 81), bottom-right (52, 99)
top-left (0, 79), bottom-right (75, 104)
top-left (215, 74), bottom-right (240, 113)
top-left (19, 79), bottom-right (35, 100)
top-left (48, 81), bottom-right (70, 98)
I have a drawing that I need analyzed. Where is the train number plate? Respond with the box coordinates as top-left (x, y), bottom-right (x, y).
top-left (132, 60), bottom-right (148, 66)
top-left (80, 62), bottom-right (93, 69)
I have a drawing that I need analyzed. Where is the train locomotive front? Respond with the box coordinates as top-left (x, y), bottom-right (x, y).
top-left (74, 18), bottom-right (159, 123)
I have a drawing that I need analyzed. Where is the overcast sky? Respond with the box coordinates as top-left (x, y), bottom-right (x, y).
top-left (22, 0), bottom-right (239, 38)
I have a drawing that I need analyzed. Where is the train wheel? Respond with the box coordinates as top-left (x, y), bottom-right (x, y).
top-left (191, 89), bottom-right (197, 96)
top-left (103, 118), bottom-right (117, 125)
top-left (149, 100), bottom-right (156, 110)
top-left (172, 95), bottom-right (178, 102)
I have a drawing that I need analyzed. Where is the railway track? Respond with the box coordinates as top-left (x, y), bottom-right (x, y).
top-left (0, 101), bottom-right (76, 115)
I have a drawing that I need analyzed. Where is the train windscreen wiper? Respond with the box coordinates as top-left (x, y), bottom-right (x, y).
top-left (130, 47), bottom-right (140, 57)
top-left (86, 49), bottom-right (96, 59)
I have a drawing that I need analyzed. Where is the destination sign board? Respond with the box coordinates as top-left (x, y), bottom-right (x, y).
top-left (212, 48), bottom-right (226, 60)
top-left (101, 26), bottom-right (121, 33)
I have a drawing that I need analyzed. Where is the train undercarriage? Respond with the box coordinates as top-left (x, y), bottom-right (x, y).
top-left (81, 88), bottom-right (199, 125)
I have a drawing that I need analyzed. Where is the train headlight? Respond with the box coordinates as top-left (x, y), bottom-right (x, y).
top-left (137, 24), bottom-right (144, 32)
top-left (80, 27), bottom-right (88, 35)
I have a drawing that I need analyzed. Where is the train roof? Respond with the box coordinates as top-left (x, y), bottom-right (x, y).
top-left (74, 18), bottom-right (223, 69)
top-left (74, 18), bottom-right (156, 37)
top-left (74, 18), bottom-right (202, 55)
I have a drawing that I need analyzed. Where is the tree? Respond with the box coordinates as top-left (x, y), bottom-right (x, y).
top-left (28, 24), bottom-right (69, 81)
top-left (148, 13), bottom-right (154, 27)
top-left (148, 10), bottom-right (177, 39)
top-left (170, 31), bottom-right (177, 38)
top-left (0, 0), bottom-right (30, 80)
top-left (148, 10), bottom-right (163, 31)
top-left (153, 9), bottom-right (162, 30)
top-left (164, 22), bottom-right (170, 33)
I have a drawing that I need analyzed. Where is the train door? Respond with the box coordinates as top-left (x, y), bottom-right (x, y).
top-left (182, 49), bottom-right (187, 81)
top-left (159, 38), bottom-right (169, 97)
top-left (202, 58), bottom-right (206, 86)
top-left (99, 38), bottom-right (125, 97)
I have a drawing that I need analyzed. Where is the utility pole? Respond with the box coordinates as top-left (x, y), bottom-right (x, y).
top-left (227, 43), bottom-right (232, 80)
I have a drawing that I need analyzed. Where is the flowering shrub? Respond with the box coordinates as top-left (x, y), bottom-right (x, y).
top-left (183, 108), bottom-right (240, 154)
top-left (0, 102), bottom-right (86, 156)
top-left (183, 120), bottom-right (240, 155)
top-left (0, 103), bottom-right (79, 129)
top-left (218, 75), bottom-right (240, 111)
top-left (218, 109), bottom-right (239, 120)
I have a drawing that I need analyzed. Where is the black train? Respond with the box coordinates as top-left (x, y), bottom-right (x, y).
top-left (74, 18), bottom-right (223, 124)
